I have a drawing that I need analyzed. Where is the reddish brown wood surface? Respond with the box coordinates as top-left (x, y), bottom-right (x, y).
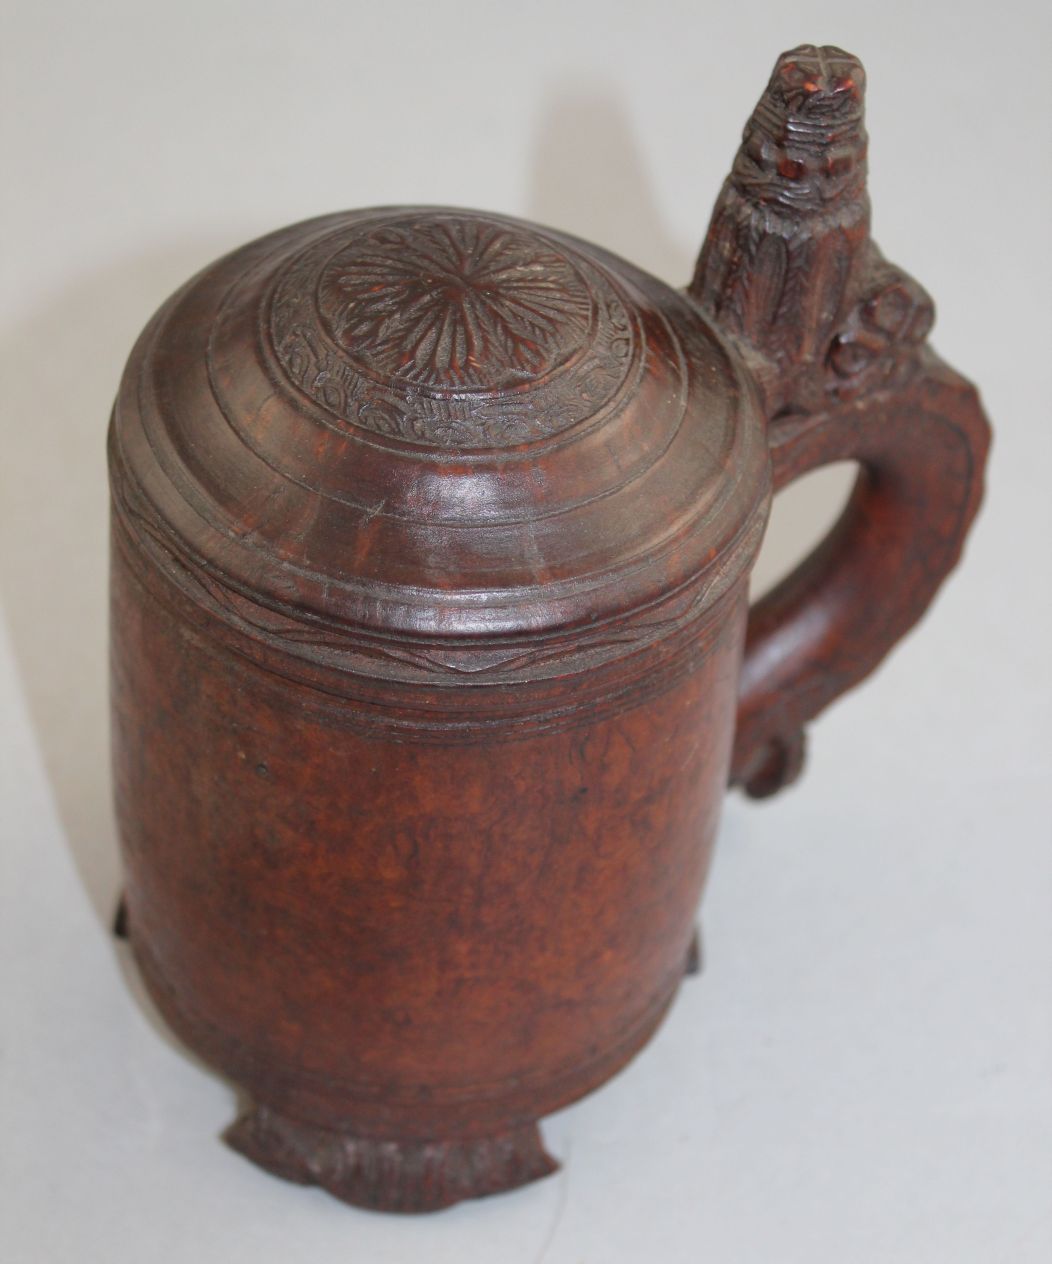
top-left (109, 44), bottom-right (989, 1212)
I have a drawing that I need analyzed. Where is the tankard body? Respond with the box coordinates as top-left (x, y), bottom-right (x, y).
top-left (111, 524), bottom-right (752, 1160)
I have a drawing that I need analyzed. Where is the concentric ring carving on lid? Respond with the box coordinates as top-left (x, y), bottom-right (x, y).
top-left (268, 211), bottom-right (637, 448)
top-left (112, 206), bottom-right (770, 670)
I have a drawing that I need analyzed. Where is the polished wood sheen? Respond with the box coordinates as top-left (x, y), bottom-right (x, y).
top-left (109, 46), bottom-right (990, 1212)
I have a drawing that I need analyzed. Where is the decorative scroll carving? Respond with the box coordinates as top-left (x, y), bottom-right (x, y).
top-left (690, 45), bottom-right (934, 414)
top-left (826, 251), bottom-right (934, 397)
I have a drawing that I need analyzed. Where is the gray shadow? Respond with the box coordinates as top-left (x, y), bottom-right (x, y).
top-left (527, 81), bottom-right (855, 600)
top-left (0, 236), bottom-right (238, 933)
top-left (0, 96), bottom-right (703, 951)
top-left (0, 95), bottom-right (854, 1095)
top-left (526, 80), bottom-right (693, 287)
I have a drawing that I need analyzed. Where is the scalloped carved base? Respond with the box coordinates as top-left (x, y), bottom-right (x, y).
top-left (224, 1105), bottom-right (559, 1213)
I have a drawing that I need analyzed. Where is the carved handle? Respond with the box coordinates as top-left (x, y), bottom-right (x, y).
top-left (731, 358), bottom-right (989, 797)
top-left (690, 46), bottom-right (991, 797)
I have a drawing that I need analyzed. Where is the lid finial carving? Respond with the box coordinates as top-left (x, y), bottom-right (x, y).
top-left (691, 45), bottom-right (933, 413)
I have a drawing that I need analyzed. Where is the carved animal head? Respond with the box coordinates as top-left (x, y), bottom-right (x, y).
top-left (732, 45), bottom-right (868, 211)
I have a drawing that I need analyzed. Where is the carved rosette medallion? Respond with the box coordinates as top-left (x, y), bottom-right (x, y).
top-left (268, 212), bottom-right (639, 448)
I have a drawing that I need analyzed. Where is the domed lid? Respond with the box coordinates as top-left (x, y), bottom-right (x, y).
top-left (111, 207), bottom-right (769, 683)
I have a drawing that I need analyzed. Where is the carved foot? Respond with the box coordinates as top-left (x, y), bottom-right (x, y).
top-left (684, 927), bottom-right (703, 977)
top-left (224, 1104), bottom-right (559, 1213)
top-left (739, 729), bottom-right (807, 799)
top-left (112, 894), bottom-right (129, 939)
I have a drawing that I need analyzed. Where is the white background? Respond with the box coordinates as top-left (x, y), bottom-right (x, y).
top-left (2, 1), bottom-right (1050, 1260)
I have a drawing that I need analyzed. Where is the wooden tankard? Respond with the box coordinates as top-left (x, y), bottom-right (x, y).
top-left (109, 46), bottom-right (990, 1211)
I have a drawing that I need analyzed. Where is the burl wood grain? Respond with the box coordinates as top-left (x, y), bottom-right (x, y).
top-left (109, 45), bottom-right (989, 1211)
top-left (111, 515), bottom-right (745, 1209)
